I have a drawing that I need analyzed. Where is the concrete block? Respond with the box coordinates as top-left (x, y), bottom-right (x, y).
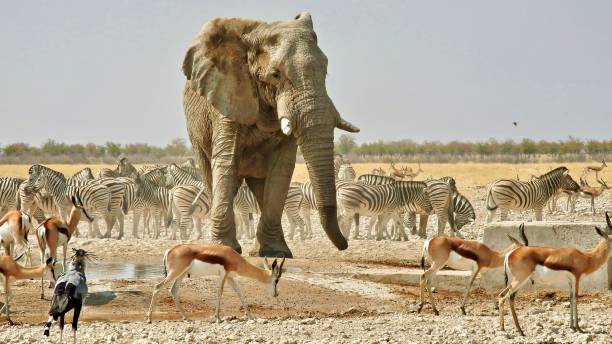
top-left (482, 221), bottom-right (611, 293)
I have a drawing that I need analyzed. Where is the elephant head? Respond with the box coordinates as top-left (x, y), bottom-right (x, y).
top-left (182, 12), bottom-right (359, 250)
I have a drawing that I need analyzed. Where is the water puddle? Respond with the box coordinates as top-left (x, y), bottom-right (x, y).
top-left (29, 257), bottom-right (164, 281)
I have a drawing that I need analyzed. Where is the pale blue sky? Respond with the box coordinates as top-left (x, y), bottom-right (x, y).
top-left (1, 1), bottom-right (610, 146)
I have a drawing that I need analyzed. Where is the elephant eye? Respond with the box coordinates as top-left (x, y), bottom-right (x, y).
top-left (271, 70), bottom-right (280, 80)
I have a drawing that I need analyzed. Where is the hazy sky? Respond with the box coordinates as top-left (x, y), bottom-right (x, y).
top-left (1, 1), bottom-right (610, 146)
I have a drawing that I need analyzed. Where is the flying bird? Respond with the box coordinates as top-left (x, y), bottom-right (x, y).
top-left (44, 249), bottom-right (94, 343)
top-left (513, 122), bottom-right (518, 126)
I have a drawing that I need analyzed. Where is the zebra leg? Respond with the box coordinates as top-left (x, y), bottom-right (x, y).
top-left (437, 214), bottom-right (447, 237)
top-left (300, 207), bottom-right (313, 239)
top-left (115, 211), bottom-right (125, 240)
top-left (499, 208), bottom-right (509, 221)
top-left (132, 209), bottom-right (141, 239)
top-left (352, 213), bottom-right (360, 240)
top-left (534, 208), bottom-right (543, 221)
top-left (418, 214), bottom-right (428, 238)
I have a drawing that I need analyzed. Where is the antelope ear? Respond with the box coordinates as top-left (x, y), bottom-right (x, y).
top-left (183, 18), bottom-right (260, 125)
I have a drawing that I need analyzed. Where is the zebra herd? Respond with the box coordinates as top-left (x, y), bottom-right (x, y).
top-left (0, 159), bottom-right (597, 243)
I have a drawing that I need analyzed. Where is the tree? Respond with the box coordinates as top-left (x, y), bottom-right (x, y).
top-left (335, 135), bottom-right (357, 155)
top-left (165, 138), bottom-right (189, 156)
top-left (105, 142), bottom-right (122, 158)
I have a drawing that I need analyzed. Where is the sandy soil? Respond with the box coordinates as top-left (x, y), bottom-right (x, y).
top-left (0, 171), bottom-right (611, 343)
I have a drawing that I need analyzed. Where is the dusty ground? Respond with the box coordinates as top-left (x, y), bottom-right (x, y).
top-left (0, 163), bottom-right (611, 343)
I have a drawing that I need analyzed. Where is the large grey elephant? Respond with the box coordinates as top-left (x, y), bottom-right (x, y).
top-left (182, 12), bottom-right (359, 257)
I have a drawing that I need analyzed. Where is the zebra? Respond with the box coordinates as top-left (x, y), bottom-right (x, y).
top-left (296, 180), bottom-right (354, 239)
top-left (17, 178), bottom-right (58, 224)
top-left (164, 163), bottom-right (209, 240)
top-left (0, 177), bottom-right (23, 216)
top-left (97, 157), bottom-right (139, 179)
top-left (26, 165), bottom-right (110, 238)
top-left (233, 181), bottom-right (259, 240)
top-left (284, 183), bottom-right (306, 240)
top-left (486, 166), bottom-right (580, 222)
top-left (178, 158), bottom-right (202, 181)
top-left (67, 168), bottom-right (94, 184)
top-left (404, 190), bottom-right (474, 238)
top-left (336, 180), bottom-right (432, 241)
top-left (337, 163), bottom-right (356, 181)
top-left (404, 177), bottom-right (457, 238)
top-left (133, 168), bottom-right (171, 239)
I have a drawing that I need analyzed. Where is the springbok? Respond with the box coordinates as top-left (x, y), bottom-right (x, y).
top-left (571, 177), bottom-right (609, 214)
top-left (498, 212), bottom-right (612, 336)
top-left (403, 163), bottom-right (424, 181)
top-left (146, 243), bottom-right (285, 323)
top-left (583, 160), bottom-right (607, 180)
top-left (36, 195), bottom-right (92, 296)
top-left (371, 167), bottom-right (386, 176)
top-left (0, 210), bottom-right (33, 266)
top-left (418, 224), bottom-right (528, 315)
top-left (0, 254), bottom-right (55, 323)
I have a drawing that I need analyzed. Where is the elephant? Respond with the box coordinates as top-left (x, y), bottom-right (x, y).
top-left (182, 12), bottom-right (359, 258)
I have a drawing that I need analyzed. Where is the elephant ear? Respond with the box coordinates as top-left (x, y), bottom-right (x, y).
top-left (182, 18), bottom-right (261, 125)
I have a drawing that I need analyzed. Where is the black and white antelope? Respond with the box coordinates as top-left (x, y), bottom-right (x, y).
top-left (498, 213), bottom-right (612, 336)
top-left (26, 165), bottom-right (112, 238)
top-left (486, 166), bottom-right (580, 222)
top-left (233, 182), bottom-right (259, 240)
top-left (165, 163), bottom-right (209, 240)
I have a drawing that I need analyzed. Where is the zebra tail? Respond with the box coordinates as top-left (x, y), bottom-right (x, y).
top-left (121, 193), bottom-right (130, 215)
top-left (485, 188), bottom-right (498, 211)
top-left (447, 187), bottom-right (457, 233)
top-left (188, 188), bottom-right (206, 216)
top-left (165, 194), bottom-right (174, 229)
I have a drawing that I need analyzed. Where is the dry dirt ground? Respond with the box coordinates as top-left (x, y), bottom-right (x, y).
top-left (0, 163), bottom-right (611, 343)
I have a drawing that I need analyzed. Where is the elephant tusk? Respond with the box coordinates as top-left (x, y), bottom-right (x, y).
top-left (280, 117), bottom-right (292, 136)
top-left (336, 117), bottom-right (360, 133)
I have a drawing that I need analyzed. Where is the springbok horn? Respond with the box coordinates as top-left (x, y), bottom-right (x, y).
top-left (605, 212), bottom-right (612, 229)
top-left (280, 118), bottom-right (292, 136)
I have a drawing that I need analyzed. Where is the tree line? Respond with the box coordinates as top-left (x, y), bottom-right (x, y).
top-left (0, 136), bottom-right (610, 164)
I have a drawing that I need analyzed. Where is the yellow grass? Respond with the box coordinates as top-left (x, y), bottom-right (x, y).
top-left (1, 162), bottom-right (609, 188)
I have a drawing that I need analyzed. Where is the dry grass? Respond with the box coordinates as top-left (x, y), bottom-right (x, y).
top-left (1, 162), bottom-right (610, 188)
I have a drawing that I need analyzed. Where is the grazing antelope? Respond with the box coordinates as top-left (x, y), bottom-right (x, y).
top-left (36, 195), bottom-right (92, 296)
top-left (571, 177), bottom-right (609, 214)
top-left (583, 160), bottom-right (607, 180)
top-left (0, 255), bottom-right (55, 323)
top-left (498, 213), bottom-right (612, 336)
top-left (389, 162), bottom-right (410, 180)
top-left (418, 224), bottom-right (528, 315)
top-left (0, 210), bottom-right (33, 266)
top-left (146, 243), bottom-right (285, 323)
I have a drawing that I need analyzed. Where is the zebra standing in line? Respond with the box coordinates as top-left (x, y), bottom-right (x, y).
top-left (26, 165), bottom-right (110, 238)
top-left (97, 157), bottom-right (139, 179)
top-left (337, 163), bottom-right (356, 181)
top-left (164, 164), bottom-right (209, 240)
top-left (284, 183), bottom-right (306, 240)
top-left (233, 181), bottom-right (259, 240)
top-left (134, 167), bottom-right (171, 239)
top-left (0, 177), bottom-right (23, 216)
top-left (67, 168), bottom-right (95, 184)
top-left (486, 166), bottom-right (580, 222)
top-left (336, 180), bottom-right (433, 241)
top-left (404, 177), bottom-right (457, 238)
top-left (405, 189), bottom-right (474, 238)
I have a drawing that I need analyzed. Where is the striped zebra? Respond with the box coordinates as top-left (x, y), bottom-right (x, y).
top-left (97, 157), bottom-right (138, 179)
top-left (486, 166), bottom-right (580, 222)
top-left (284, 183), bottom-right (306, 240)
top-left (164, 163), bottom-right (209, 240)
top-left (404, 178), bottom-right (457, 238)
top-left (296, 180), bottom-right (354, 239)
top-left (0, 177), bottom-right (23, 216)
top-left (134, 168), bottom-right (171, 239)
top-left (337, 163), bottom-right (356, 181)
top-left (337, 180), bottom-right (432, 241)
top-left (233, 181), bottom-right (259, 240)
top-left (404, 190), bottom-right (474, 238)
top-left (17, 178), bottom-right (57, 223)
top-left (178, 158), bottom-right (202, 181)
top-left (26, 165), bottom-right (110, 238)
top-left (67, 168), bottom-right (94, 184)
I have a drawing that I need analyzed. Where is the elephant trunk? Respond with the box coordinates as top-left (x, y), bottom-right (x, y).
top-left (299, 130), bottom-right (348, 250)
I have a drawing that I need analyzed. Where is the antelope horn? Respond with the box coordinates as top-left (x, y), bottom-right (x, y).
top-left (606, 211), bottom-right (612, 230)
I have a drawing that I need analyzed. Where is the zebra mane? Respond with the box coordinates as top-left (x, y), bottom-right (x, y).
top-left (29, 164), bottom-right (66, 181)
top-left (541, 166), bottom-right (568, 178)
